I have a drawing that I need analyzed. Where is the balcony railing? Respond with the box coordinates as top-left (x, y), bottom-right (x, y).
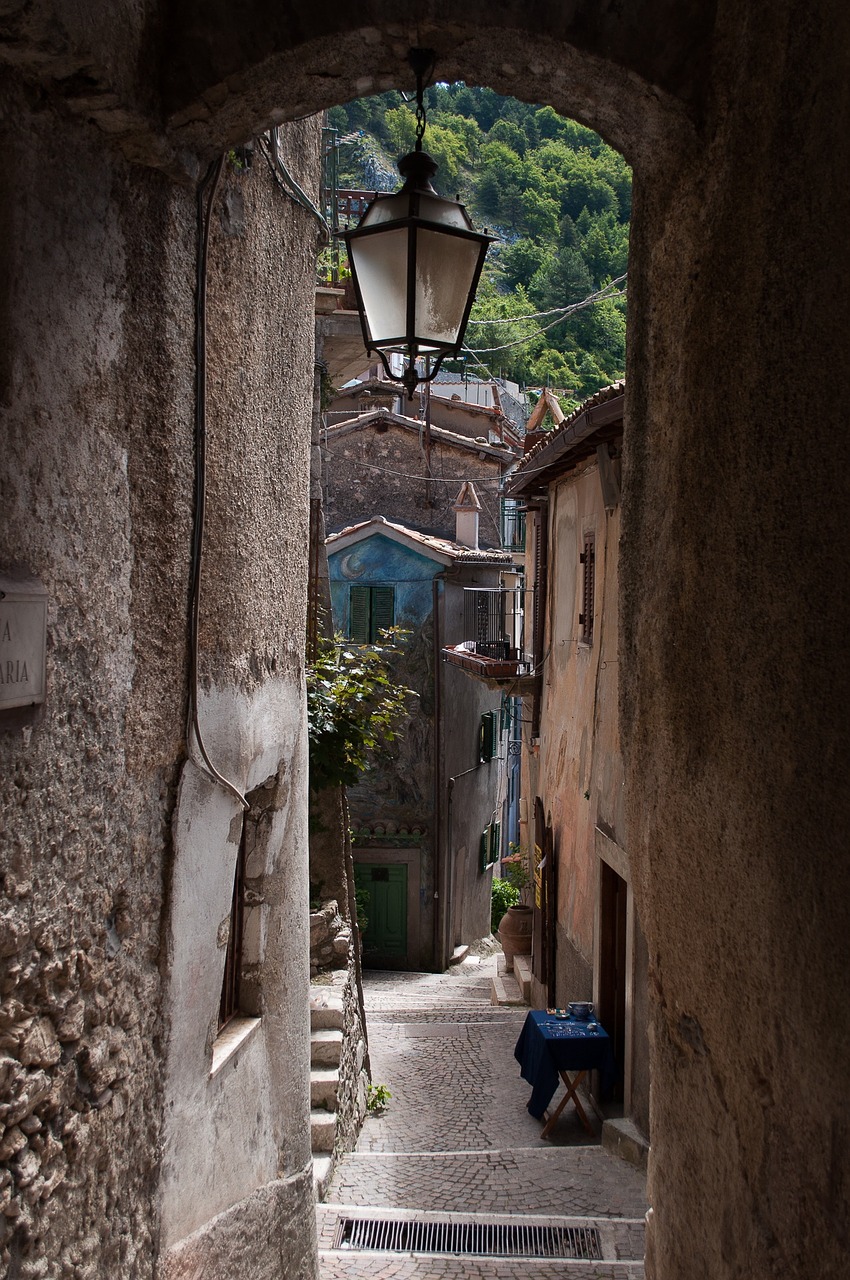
top-left (442, 587), bottom-right (534, 685)
top-left (500, 498), bottom-right (526, 553)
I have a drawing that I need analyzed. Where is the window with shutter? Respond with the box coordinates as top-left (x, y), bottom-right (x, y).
top-left (371, 585), bottom-right (395, 638)
top-left (479, 710), bottom-right (499, 763)
top-left (579, 535), bottom-right (595, 645)
top-left (349, 584), bottom-right (395, 643)
top-left (479, 827), bottom-right (490, 873)
top-left (349, 584), bottom-right (371, 643)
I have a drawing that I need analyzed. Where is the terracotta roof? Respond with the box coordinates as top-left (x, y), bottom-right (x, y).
top-left (326, 516), bottom-right (514, 564)
top-left (506, 381), bottom-right (625, 496)
top-left (324, 407), bottom-right (519, 461)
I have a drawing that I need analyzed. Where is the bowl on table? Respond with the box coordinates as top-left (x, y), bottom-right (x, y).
top-left (567, 1001), bottom-right (594, 1020)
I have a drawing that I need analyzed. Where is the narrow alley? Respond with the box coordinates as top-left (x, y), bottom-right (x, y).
top-left (317, 952), bottom-right (648, 1278)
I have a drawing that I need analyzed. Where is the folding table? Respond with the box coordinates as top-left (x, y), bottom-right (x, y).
top-left (514, 1009), bottom-right (615, 1138)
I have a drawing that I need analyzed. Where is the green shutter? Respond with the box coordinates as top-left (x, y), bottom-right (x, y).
top-left (480, 826), bottom-right (491, 873)
top-left (370, 586), bottom-right (395, 640)
top-left (490, 820), bottom-right (501, 864)
top-left (350, 585), bottom-right (371, 643)
top-left (486, 710), bottom-right (498, 760)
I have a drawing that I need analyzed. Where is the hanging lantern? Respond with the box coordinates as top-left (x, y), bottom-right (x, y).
top-left (343, 50), bottom-right (494, 398)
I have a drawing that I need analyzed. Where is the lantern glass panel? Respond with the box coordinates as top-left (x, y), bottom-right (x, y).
top-left (414, 228), bottom-right (483, 346)
top-left (361, 192), bottom-right (410, 226)
top-left (416, 193), bottom-right (471, 230)
top-left (349, 226), bottom-right (409, 344)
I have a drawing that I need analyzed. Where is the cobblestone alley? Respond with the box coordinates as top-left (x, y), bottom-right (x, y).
top-left (317, 952), bottom-right (648, 1279)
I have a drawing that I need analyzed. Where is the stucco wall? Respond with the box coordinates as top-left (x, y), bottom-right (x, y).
top-left (540, 462), bottom-right (622, 986)
top-left (0, 68), bottom-right (321, 1278)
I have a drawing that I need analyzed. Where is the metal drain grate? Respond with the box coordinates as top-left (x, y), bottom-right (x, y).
top-left (332, 1216), bottom-right (602, 1260)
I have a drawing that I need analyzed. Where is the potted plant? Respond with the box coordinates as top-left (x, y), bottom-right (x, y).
top-left (496, 845), bottom-right (533, 971)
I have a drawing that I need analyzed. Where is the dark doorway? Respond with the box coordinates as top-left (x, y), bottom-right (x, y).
top-left (598, 861), bottom-right (628, 1103)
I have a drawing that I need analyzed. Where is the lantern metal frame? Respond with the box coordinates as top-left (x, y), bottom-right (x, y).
top-left (342, 49), bottom-right (494, 398)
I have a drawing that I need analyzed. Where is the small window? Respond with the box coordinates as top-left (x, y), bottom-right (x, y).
top-left (579, 534), bottom-right (596, 645)
top-left (349, 584), bottom-right (395, 643)
top-left (478, 710), bottom-right (499, 763)
top-left (219, 828), bottom-right (247, 1031)
top-left (479, 822), bottom-right (499, 873)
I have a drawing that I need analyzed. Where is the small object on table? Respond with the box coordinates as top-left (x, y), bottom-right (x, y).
top-left (514, 1009), bottom-right (616, 1138)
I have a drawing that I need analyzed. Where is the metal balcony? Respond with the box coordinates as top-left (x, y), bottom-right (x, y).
top-left (442, 587), bottom-right (534, 688)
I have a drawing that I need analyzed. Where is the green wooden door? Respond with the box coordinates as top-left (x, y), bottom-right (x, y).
top-left (355, 863), bottom-right (408, 964)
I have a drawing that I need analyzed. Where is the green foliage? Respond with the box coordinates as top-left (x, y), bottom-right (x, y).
top-left (330, 86), bottom-right (631, 397)
top-left (354, 884), bottom-right (370, 935)
top-left (366, 1083), bottom-right (391, 1114)
top-left (306, 630), bottom-right (416, 792)
top-left (491, 877), bottom-right (520, 933)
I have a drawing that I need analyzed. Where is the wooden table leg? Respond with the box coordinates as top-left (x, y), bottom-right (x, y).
top-left (540, 1069), bottom-right (594, 1138)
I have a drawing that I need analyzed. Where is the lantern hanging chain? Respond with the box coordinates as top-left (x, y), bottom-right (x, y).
top-left (409, 48), bottom-right (436, 152)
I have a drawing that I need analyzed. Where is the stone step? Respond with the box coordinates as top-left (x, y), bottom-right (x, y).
top-left (313, 1154), bottom-right (333, 1202)
top-left (311, 1067), bottom-right (340, 1109)
top-left (602, 1116), bottom-right (650, 1172)
top-left (490, 972), bottom-right (525, 1006)
top-left (310, 992), bottom-right (345, 1031)
top-left (513, 953), bottom-right (532, 1003)
top-left (311, 1028), bottom-right (343, 1066)
top-left (311, 1108), bottom-right (337, 1153)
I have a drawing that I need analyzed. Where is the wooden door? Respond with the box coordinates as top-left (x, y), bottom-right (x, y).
top-left (354, 863), bottom-right (408, 966)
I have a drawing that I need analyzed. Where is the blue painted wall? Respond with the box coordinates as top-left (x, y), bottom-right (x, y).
top-left (328, 533), bottom-right (440, 636)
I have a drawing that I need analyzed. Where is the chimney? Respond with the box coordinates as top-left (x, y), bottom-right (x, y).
top-left (453, 481), bottom-right (481, 550)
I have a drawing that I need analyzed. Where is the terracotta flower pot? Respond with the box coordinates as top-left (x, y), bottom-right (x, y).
top-left (497, 904), bottom-right (533, 971)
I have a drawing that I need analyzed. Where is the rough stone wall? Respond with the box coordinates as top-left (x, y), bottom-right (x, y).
top-left (0, 73), bottom-right (190, 1279)
top-left (335, 962), bottom-right (368, 1153)
top-left (323, 420), bottom-right (505, 546)
top-left (620, 6), bottom-right (850, 1277)
top-left (309, 901), bottom-right (352, 975)
top-left (0, 65), bottom-right (322, 1279)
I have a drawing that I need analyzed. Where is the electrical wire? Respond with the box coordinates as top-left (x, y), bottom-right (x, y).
top-left (259, 128), bottom-right (331, 244)
top-left (189, 155), bottom-right (249, 812)
top-left (465, 274), bottom-right (628, 325)
top-left (321, 448), bottom-right (507, 486)
top-left (464, 282), bottom-right (628, 355)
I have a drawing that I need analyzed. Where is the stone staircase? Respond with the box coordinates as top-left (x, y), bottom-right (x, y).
top-left (310, 988), bottom-right (344, 1199)
top-left (490, 951), bottom-right (531, 1006)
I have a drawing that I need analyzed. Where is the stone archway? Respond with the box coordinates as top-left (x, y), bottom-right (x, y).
top-left (2, 5), bottom-right (849, 1279)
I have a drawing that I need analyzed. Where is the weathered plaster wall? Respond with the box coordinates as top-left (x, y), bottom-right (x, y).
top-left (620, 6), bottom-right (850, 1275)
top-left (540, 462), bottom-right (621, 995)
top-left (0, 67), bottom-right (321, 1278)
top-left (159, 128), bottom-right (321, 1276)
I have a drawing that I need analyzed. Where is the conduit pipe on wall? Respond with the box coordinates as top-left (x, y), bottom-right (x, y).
top-left (189, 154), bottom-right (248, 811)
top-left (432, 573), bottom-right (444, 969)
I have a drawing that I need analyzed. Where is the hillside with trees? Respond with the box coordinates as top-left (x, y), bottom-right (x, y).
top-left (327, 85), bottom-right (631, 409)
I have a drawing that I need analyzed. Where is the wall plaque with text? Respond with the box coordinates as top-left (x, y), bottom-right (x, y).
top-left (0, 574), bottom-right (47, 710)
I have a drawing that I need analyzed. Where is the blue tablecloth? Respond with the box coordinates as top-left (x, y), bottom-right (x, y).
top-left (514, 1010), bottom-right (616, 1119)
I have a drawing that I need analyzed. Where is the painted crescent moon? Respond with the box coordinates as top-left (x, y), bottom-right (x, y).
top-left (340, 553), bottom-right (366, 579)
